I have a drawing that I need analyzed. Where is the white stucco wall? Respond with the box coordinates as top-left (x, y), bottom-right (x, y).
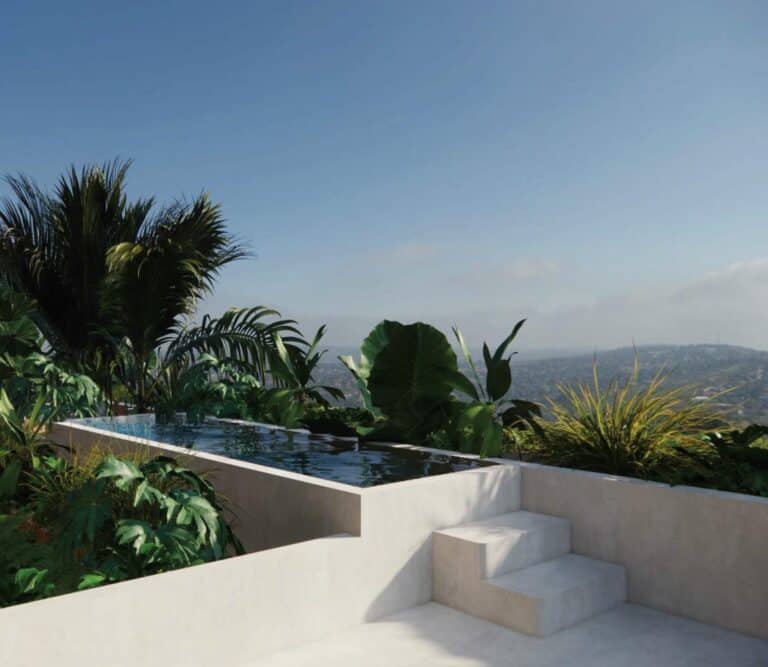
top-left (519, 461), bottom-right (768, 639)
top-left (2, 424), bottom-right (521, 666)
top-left (49, 421), bottom-right (363, 552)
top-left (4, 420), bottom-right (765, 667)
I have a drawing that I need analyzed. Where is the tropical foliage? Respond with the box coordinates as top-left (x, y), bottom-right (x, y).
top-left (525, 359), bottom-right (721, 480)
top-left (679, 424), bottom-right (768, 496)
top-left (3, 157), bottom-right (768, 610)
top-left (447, 321), bottom-right (542, 456)
top-left (342, 321), bottom-right (465, 442)
top-left (340, 319), bottom-right (538, 454)
top-left (0, 160), bottom-right (297, 412)
top-left (269, 326), bottom-right (344, 406)
top-left (1, 451), bottom-right (241, 607)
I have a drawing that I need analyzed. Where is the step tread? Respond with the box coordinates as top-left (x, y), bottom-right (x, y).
top-left (435, 511), bottom-right (570, 545)
top-left (489, 554), bottom-right (625, 599)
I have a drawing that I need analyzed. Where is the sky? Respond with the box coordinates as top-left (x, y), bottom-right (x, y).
top-left (2, 1), bottom-right (768, 351)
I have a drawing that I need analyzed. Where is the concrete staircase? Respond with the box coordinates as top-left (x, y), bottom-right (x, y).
top-left (432, 511), bottom-right (626, 636)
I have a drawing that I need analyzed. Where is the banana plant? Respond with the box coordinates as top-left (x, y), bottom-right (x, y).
top-left (448, 320), bottom-right (542, 456)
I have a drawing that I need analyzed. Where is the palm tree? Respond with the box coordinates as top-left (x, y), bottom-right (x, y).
top-left (116, 306), bottom-right (305, 412)
top-left (0, 160), bottom-right (147, 362)
top-left (268, 326), bottom-right (345, 405)
top-left (0, 159), bottom-right (273, 409)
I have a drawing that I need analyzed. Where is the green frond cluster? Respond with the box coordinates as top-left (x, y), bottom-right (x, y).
top-left (535, 359), bottom-right (721, 480)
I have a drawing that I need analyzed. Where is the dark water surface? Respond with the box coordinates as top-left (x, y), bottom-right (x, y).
top-left (76, 415), bottom-right (494, 487)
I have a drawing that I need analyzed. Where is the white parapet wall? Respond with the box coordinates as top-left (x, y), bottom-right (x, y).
top-left (48, 420), bottom-right (363, 552)
top-left (519, 461), bottom-right (768, 639)
top-left (4, 419), bottom-right (767, 667)
top-left (2, 421), bottom-right (521, 666)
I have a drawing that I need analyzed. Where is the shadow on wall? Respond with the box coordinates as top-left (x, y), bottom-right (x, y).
top-left (363, 464), bottom-right (521, 622)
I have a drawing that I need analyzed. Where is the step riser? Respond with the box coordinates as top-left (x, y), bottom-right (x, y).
top-left (487, 567), bottom-right (627, 636)
top-left (434, 556), bottom-right (626, 637)
top-left (432, 512), bottom-right (628, 637)
top-left (536, 569), bottom-right (627, 636)
top-left (484, 522), bottom-right (570, 578)
top-left (432, 513), bottom-right (571, 583)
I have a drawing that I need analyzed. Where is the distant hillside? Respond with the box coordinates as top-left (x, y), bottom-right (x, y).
top-left (316, 344), bottom-right (768, 424)
top-left (511, 344), bottom-right (768, 423)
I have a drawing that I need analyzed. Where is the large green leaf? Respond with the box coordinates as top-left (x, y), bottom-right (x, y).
top-left (167, 490), bottom-right (221, 548)
top-left (491, 319), bottom-right (526, 364)
top-left (451, 326), bottom-right (483, 400)
top-left (486, 360), bottom-right (512, 402)
top-left (116, 519), bottom-right (155, 553)
top-left (449, 401), bottom-right (503, 457)
top-left (96, 457), bottom-right (144, 491)
top-left (339, 320), bottom-right (393, 415)
top-left (367, 322), bottom-right (459, 442)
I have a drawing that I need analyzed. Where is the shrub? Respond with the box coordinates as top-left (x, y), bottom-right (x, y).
top-left (0, 451), bottom-right (243, 608)
top-left (679, 425), bottom-right (768, 496)
top-left (532, 360), bottom-right (720, 481)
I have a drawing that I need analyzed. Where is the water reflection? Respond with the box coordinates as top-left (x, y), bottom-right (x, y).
top-left (81, 416), bottom-right (495, 487)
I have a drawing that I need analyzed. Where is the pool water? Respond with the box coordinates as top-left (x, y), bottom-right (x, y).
top-left (76, 415), bottom-right (494, 487)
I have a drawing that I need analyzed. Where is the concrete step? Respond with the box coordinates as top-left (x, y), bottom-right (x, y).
top-left (433, 511), bottom-right (627, 637)
top-left (433, 511), bottom-right (571, 580)
top-left (480, 554), bottom-right (627, 636)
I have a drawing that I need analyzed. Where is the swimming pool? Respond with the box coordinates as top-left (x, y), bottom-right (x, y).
top-left (72, 414), bottom-right (494, 487)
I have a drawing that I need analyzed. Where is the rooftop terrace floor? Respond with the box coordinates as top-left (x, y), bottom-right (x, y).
top-left (255, 602), bottom-right (767, 667)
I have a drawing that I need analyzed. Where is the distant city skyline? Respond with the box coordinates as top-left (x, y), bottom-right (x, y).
top-left (2, 1), bottom-right (767, 349)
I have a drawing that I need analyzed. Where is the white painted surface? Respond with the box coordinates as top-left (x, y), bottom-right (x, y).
top-left (254, 602), bottom-right (768, 667)
top-left (0, 455), bottom-right (521, 666)
top-left (520, 461), bottom-right (768, 639)
top-left (7, 416), bottom-right (764, 667)
top-left (433, 510), bottom-right (625, 635)
top-left (435, 511), bottom-right (571, 577)
top-left (49, 420), bottom-right (363, 552)
top-left (486, 554), bottom-right (627, 635)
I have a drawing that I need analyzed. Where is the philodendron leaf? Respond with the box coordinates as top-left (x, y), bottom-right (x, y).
top-left (14, 567), bottom-right (50, 595)
top-left (154, 525), bottom-right (201, 565)
top-left (96, 457), bottom-right (144, 491)
top-left (168, 491), bottom-right (220, 547)
top-left (366, 322), bottom-right (462, 442)
top-left (78, 573), bottom-right (107, 591)
top-left (116, 519), bottom-right (155, 554)
top-left (133, 479), bottom-right (164, 508)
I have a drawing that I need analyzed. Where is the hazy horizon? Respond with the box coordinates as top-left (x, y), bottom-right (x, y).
top-left (3, 1), bottom-right (767, 351)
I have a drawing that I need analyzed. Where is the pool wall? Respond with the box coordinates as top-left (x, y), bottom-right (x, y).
top-left (10, 418), bottom-right (521, 666)
top-left (520, 461), bottom-right (768, 639)
top-left (3, 417), bottom-right (766, 665)
top-left (49, 418), bottom-right (363, 552)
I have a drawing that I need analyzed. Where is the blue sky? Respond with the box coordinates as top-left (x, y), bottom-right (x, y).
top-left (2, 1), bottom-right (768, 349)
